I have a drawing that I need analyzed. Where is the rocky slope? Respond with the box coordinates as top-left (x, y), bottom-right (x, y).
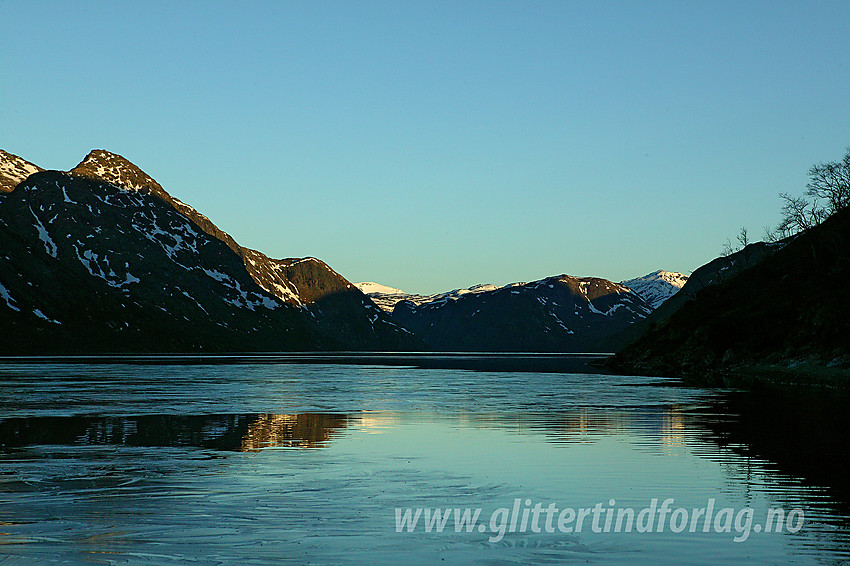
top-left (390, 275), bottom-right (652, 352)
top-left (613, 207), bottom-right (850, 384)
top-left (621, 270), bottom-right (688, 309)
top-left (0, 148), bottom-right (417, 353)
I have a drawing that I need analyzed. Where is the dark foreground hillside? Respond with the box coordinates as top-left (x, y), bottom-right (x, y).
top-left (613, 207), bottom-right (850, 385)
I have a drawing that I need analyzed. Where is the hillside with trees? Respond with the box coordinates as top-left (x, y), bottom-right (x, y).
top-left (614, 148), bottom-right (850, 386)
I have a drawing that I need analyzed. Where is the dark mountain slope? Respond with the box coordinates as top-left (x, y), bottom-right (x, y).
top-left (651, 241), bottom-right (779, 321)
top-left (391, 275), bottom-right (652, 352)
top-left (613, 207), bottom-right (850, 383)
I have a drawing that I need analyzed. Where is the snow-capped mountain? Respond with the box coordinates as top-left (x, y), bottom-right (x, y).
top-left (621, 270), bottom-right (688, 309)
top-left (0, 148), bottom-right (417, 353)
top-left (0, 149), bottom-right (43, 193)
top-left (355, 281), bottom-right (499, 312)
top-left (389, 275), bottom-right (652, 352)
top-left (354, 282), bottom-right (415, 311)
top-left (354, 282), bottom-right (406, 296)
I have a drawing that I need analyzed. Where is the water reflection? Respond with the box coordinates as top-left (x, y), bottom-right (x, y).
top-left (2, 394), bottom-right (848, 514)
top-left (241, 413), bottom-right (348, 451)
top-left (0, 413), bottom-right (348, 452)
top-left (436, 405), bottom-right (692, 450)
top-left (0, 407), bottom-right (698, 453)
top-left (1, 395), bottom-right (847, 508)
top-left (691, 388), bottom-right (850, 514)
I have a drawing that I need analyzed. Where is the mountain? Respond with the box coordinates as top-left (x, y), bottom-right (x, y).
top-left (621, 270), bottom-right (688, 309)
top-left (0, 148), bottom-right (417, 353)
top-left (389, 275), bottom-right (652, 352)
top-left (354, 282), bottom-right (407, 296)
top-left (613, 207), bottom-right (850, 384)
top-left (355, 281), bottom-right (499, 312)
top-left (0, 149), bottom-right (42, 193)
top-left (354, 282), bottom-right (416, 311)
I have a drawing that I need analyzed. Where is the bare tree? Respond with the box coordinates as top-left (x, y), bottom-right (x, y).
top-left (772, 148), bottom-right (850, 238)
top-left (805, 148), bottom-right (850, 214)
top-left (763, 225), bottom-right (779, 243)
top-left (736, 227), bottom-right (749, 248)
top-left (720, 238), bottom-right (734, 257)
top-left (778, 193), bottom-right (825, 234)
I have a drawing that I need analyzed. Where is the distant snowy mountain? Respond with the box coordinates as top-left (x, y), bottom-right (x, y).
top-left (356, 281), bottom-right (500, 312)
top-left (355, 282), bottom-right (407, 296)
top-left (354, 282), bottom-right (416, 311)
top-left (622, 270), bottom-right (688, 309)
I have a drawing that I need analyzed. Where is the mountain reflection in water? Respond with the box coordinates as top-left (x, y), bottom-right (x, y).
top-left (0, 413), bottom-right (348, 452)
top-left (0, 362), bottom-right (848, 565)
top-left (0, 407), bottom-right (695, 455)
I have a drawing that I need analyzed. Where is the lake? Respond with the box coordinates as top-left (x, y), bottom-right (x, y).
top-left (0, 355), bottom-right (848, 564)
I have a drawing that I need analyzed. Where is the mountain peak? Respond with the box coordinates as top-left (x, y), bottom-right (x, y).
top-left (621, 270), bottom-right (688, 309)
top-left (0, 149), bottom-right (44, 193)
top-left (69, 150), bottom-right (166, 197)
top-left (355, 282), bottom-right (407, 296)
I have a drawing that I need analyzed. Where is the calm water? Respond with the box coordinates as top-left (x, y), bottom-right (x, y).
top-left (0, 357), bottom-right (848, 564)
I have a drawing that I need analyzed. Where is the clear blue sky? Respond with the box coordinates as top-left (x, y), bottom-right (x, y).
top-left (2, 1), bottom-right (848, 294)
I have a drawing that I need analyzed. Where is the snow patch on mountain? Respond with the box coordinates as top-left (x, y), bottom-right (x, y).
top-left (622, 270), bottom-right (688, 309)
top-left (355, 282), bottom-right (420, 311)
top-left (356, 281), bottom-right (502, 312)
top-left (0, 282), bottom-right (21, 312)
top-left (32, 308), bottom-right (60, 323)
top-left (30, 206), bottom-right (58, 257)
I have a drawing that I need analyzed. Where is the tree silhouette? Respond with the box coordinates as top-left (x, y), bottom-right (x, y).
top-left (767, 147), bottom-right (850, 239)
top-left (806, 149), bottom-right (850, 214)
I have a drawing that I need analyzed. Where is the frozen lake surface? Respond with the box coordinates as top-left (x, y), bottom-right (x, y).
top-left (0, 356), bottom-right (848, 564)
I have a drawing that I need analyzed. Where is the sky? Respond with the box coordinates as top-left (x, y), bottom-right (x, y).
top-left (2, 1), bottom-right (849, 294)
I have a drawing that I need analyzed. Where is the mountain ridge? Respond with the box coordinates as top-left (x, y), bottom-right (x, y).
top-left (0, 148), bottom-right (417, 352)
top-left (359, 269), bottom-right (688, 314)
top-left (388, 274), bottom-right (652, 352)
